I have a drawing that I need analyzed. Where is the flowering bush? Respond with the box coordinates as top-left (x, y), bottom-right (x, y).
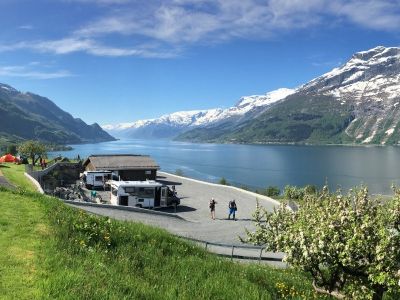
top-left (283, 184), bottom-right (317, 202)
top-left (245, 186), bottom-right (400, 299)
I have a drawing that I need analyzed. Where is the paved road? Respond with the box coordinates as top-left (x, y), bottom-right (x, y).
top-left (0, 168), bottom-right (15, 190)
top-left (70, 172), bottom-right (281, 245)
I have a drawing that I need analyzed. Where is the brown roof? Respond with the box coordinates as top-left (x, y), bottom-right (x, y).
top-left (83, 154), bottom-right (160, 171)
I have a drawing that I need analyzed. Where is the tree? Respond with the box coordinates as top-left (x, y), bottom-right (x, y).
top-left (6, 144), bottom-right (17, 155)
top-left (218, 177), bottom-right (228, 185)
top-left (245, 186), bottom-right (400, 299)
top-left (265, 185), bottom-right (280, 197)
top-left (175, 169), bottom-right (184, 176)
top-left (18, 140), bottom-right (47, 166)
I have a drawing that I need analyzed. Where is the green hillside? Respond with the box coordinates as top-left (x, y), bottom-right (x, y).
top-left (0, 83), bottom-right (115, 145)
top-left (178, 94), bottom-right (355, 144)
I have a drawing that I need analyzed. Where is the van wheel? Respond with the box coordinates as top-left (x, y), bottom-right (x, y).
top-left (136, 204), bottom-right (142, 208)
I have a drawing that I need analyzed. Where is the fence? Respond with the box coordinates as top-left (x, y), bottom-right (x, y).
top-left (180, 236), bottom-right (285, 264)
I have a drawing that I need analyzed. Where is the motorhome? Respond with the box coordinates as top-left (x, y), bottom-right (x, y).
top-left (109, 180), bottom-right (180, 208)
top-left (82, 171), bottom-right (112, 189)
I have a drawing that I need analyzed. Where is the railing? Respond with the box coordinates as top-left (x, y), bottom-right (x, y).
top-left (180, 236), bottom-right (284, 263)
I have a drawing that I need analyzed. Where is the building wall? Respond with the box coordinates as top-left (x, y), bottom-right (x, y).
top-left (118, 169), bottom-right (157, 181)
top-left (85, 162), bottom-right (96, 171)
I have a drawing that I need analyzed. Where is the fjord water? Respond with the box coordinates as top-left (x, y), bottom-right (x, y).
top-left (54, 139), bottom-right (400, 195)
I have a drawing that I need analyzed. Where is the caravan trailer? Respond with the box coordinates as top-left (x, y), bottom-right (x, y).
top-left (109, 180), bottom-right (180, 208)
top-left (83, 171), bottom-right (112, 189)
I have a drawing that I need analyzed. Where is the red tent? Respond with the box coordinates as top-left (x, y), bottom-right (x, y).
top-left (0, 154), bottom-right (20, 163)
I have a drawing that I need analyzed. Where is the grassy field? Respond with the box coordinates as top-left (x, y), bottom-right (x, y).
top-left (0, 165), bottom-right (332, 299)
top-left (0, 190), bottom-right (48, 299)
top-left (0, 189), bottom-right (330, 299)
top-left (0, 163), bottom-right (37, 192)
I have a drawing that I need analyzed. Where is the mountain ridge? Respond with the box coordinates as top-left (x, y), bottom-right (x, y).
top-left (0, 83), bottom-right (116, 145)
top-left (103, 88), bottom-right (295, 139)
top-left (104, 45), bottom-right (400, 145)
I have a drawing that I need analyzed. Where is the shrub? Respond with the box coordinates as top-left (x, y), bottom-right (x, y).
top-left (283, 185), bottom-right (317, 201)
top-left (245, 186), bottom-right (400, 299)
top-left (265, 186), bottom-right (280, 197)
top-left (283, 185), bottom-right (305, 200)
top-left (304, 184), bottom-right (317, 195)
top-left (6, 144), bottom-right (17, 155)
top-left (175, 169), bottom-right (184, 176)
top-left (218, 177), bottom-right (228, 185)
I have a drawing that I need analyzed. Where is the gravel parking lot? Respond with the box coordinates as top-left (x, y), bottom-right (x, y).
top-left (71, 172), bottom-right (280, 246)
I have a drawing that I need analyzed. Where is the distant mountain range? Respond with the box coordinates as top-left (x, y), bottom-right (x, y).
top-left (0, 83), bottom-right (115, 145)
top-left (104, 46), bottom-right (400, 145)
top-left (103, 88), bottom-right (295, 139)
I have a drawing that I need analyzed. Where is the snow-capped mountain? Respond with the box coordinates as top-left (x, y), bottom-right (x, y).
top-left (298, 46), bottom-right (400, 144)
top-left (178, 46), bottom-right (400, 145)
top-left (301, 46), bottom-right (400, 100)
top-left (103, 88), bottom-right (295, 139)
top-left (105, 46), bottom-right (400, 144)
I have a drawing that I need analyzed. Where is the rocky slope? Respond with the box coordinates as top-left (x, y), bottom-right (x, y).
top-left (0, 83), bottom-right (116, 144)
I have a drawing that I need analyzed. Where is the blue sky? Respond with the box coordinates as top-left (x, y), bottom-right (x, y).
top-left (1, 0), bottom-right (400, 125)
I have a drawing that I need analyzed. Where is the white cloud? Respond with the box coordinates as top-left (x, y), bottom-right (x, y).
top-left (73, 0), bottom-right (400, 45)
top-left (63, 0), bottom-right (132, 4)
top-left (18, 25), bottom-right (34, 30)
top-left (2, 0), bottom-right (400, 57)
top-left (0, 64), bottom-right (73, 79)
top-left (333, 0), bottom-right (400, 30)
top-left (0, 37), bottom-right (178, 58)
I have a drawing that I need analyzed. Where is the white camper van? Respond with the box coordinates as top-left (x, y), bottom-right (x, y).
top-left (109, 180), bottom-right (180, 208)
top-left (83, 171), bottom-right (112, 189)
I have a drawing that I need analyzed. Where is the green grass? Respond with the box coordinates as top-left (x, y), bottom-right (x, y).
top-left (0, 190), bottom-right (48, 299)
top-left (0, 188), bottom-right (331, 299)
top-left (0, 163), bottom-right (37, 192)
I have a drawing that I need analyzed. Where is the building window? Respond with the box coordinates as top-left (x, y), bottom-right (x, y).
top-left (145, 170), bottom-right (152, 175)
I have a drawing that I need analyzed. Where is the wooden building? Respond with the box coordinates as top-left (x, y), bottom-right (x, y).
top-left (82, 154), bottom-right (160, 181)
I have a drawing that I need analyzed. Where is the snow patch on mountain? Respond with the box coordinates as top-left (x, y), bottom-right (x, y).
top-left (0, 83), bottom-right (17, 92)
top-left (102, 87), bottom-right (295, 133)
top-left (301, 46), bottom-right (400, 103)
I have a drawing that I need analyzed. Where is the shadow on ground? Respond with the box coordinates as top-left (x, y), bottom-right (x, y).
top-left (156, 179), bottom-right (183, 186)
top-left (156, 205), bottom-right (196, 213)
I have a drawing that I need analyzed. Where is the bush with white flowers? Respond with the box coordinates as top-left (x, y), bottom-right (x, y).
top-left (245, 186), bottom-right (400, 299)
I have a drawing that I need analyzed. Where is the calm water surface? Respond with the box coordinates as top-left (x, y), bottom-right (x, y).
top-left (52, 139), bottom-right (400, 195)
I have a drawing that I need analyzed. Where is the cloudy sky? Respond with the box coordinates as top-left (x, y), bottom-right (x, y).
top-left (1, 0), bottom-right (400, 124)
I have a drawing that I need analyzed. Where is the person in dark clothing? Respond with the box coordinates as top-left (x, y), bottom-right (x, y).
top-left (228, 199), bottom-right (237, 220)
top-left (209, 198), bottom-right (217, 220)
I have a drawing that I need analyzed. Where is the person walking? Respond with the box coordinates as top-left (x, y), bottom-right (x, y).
top-left (228, 199), bottom-right (237, 220)
top-left (209, 198), bottom-right (217, 220)
top-left (172, 185), bottom-right (176, 196)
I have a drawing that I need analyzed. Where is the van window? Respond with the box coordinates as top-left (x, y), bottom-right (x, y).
top-left (111, 187), bottom-right (118, 196)
top-left (124, 187), bottom-right (136, 194)
top-left (95, 176), bottom-right (103, 181)
top-left (138, 187), bottom-right (154, 197)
